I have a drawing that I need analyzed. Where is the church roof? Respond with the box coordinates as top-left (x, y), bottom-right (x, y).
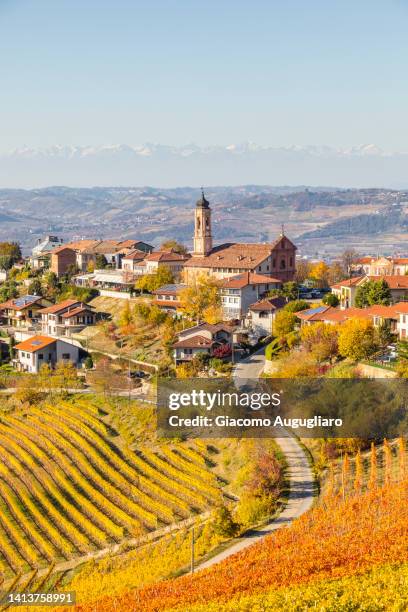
top-left (196, 189), bottom-right (210, 209)
top-left (186, 237), bottom-right (295, 269)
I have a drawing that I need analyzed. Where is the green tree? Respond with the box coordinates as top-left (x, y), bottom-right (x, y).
top-left (284, 300), bottom-right (310, 313)
top-left (0, 242), bottom-right (22, 270)
top-left (282, 281), bottom-right (299, 301)
top-left (338, 319), bottom-right (377, 361)
top-left (0, 280), bottom-right (18, 302)
top-left (322, 293), bottom-right (339, 306)
top-left (355, 279), bottom-right (391, 308)
top-left (28, 278), bottom-right (43, 296)
top-left (95, 254), bottom-right (108, 269)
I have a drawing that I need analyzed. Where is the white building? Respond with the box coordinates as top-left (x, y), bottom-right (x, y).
top-left (14, 335), bottom-right (80, 373)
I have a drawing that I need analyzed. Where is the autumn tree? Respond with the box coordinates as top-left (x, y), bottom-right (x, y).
top-left (273, 349), bottom-right (319, 378)
top-left (338, 318), bottom-right (377, 361)
top-left (341, 248), bottom-right (359, 277)
top-left (179, 274), bottom-right (221, 323)
top-left (310, 261), bottom-right (330, 288)
top-left (295, 260), bottom-right (311, 283)
top-left (274, 311), bottom-right (297, 337)
top-left (300, 322), bottom-right (339, 363)
top-left (328, 262), bottom-right (346, 285)
top-left (136, 265), bottom-right (174, 293)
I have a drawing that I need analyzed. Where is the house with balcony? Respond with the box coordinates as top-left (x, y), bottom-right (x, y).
top-left (0, 295), bottom-right (52, 330)
top-left (219, 272), bottom-right (282, 321)
top-left (40, 299), bottom-right (96, 338)
top-left (14, 335), bottom-right (80, 374)
top-left (173, 322), bottom-right (233, 363)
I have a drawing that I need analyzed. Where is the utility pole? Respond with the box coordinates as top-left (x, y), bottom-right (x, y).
top-left (190, 526), bottom-right (195, 574)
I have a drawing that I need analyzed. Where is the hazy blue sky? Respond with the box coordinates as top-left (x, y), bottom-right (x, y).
top-left (0, 0), bottom-right (407, 151)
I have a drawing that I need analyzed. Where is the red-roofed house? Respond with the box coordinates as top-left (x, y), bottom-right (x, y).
top-left (40, 299), bottom-right (96, 338)
top-left (173, 322), bottom-right (234, 363)
top-left (144, 251), bottom-right (190, 278)
top-left (0, 295), bottom-right (52, 329)
top-left (14, 335), bottom-right (80, 373)
top-left (219, 272), bottom-right (282, 320)
top-left (248, 297), bottom-right (287, 336)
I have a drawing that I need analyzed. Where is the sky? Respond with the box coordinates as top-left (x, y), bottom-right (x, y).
top-left (0, 0), bottom-right (407, 152)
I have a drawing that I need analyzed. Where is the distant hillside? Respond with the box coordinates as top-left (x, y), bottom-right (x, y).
top-left (1, 185), bottom-right (408, 257)
top-left (300, 208), bottom-right (407, 239)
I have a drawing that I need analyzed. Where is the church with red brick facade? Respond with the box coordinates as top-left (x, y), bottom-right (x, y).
top-left (184, 191), bottom-right (296, 283)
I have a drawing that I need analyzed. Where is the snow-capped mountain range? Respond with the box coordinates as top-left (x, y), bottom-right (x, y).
top-left (0, 143), bottom-right (407, 188)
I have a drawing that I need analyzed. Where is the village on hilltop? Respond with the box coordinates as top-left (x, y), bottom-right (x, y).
top-left (1, 191), bottom-right (408, 381)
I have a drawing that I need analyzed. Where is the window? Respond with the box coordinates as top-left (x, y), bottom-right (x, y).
top-left (289, 257), bottom-right (293, 267)
top-left (266, 265), bottom-right (269, 271)
top-left (272, 259), bottom-right (276, 267)
top-left (62, 353), bottom-right (70, 360)
top-left (280, 259), bottom-right (286, 269)
top-left (258, 266), bottom-right (261, 271)
top-left (38, 354), bottom-right (43, 360)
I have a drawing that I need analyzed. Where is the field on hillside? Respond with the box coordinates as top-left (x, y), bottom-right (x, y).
top-left (72, 443), bottom-right (408, 612)
top-left (0, 397), bottom-right (222, 583)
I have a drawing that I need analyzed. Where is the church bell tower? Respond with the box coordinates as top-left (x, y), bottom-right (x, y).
top-left (193, 189), bottom-right (213, 257)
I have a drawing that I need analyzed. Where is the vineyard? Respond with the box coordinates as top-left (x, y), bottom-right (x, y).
top-left (0, 397), bottom-right (222, 584)
top-left (73, 439), bottom-right (408, 612)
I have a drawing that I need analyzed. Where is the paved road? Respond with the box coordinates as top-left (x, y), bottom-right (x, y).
top-left (198, 348), bottom-right (315, 570)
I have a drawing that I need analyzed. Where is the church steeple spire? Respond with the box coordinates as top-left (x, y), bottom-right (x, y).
top-left (193, 189), bottom-right (212, 256)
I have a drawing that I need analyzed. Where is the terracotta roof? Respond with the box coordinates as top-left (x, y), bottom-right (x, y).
top-left (186, 236), bottom-right (296, 270)
top-left (117, 240), bottom-right (143, 248)
top-left (39, 299), bottom-right (80, 315)
top-left (295, 305), bottom-right (333, 321)
top-left (62, 240), bottom-right (99, 252)
top-left (393, 301), bottom-right (408, 314)
top-left (362, 305), bottom-right (399, 318)
top-left (330, 276), bottom-right (366, 289)
top-left (0, 295), bottom-right (44, 311)
top-left (392, 258), bottom-right (408, 265)
top-left (356, 257), bottom-right (374, 264)
top-left (221, 272), bottom-right (282, 289)
top-left (173, 335), bottom-right (215, 349)
top-left (61, 306), bottom-right (93, 318)
top-left (186, 243), bottom-right (273, 269)
top-left (122, 249), bottom-right (147, 261)
top-left (145, 251), bottom-right (190, 262)
top-left (367, 275), bottom-right (408, 289)
top-left (51, 245), bottom-right (76, 255)
top-left (15, 335), bottom-right (57, 353)
top-left (250, 297), bottom-right (287, 312)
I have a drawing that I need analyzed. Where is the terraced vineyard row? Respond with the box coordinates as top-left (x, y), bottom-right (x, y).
top-left (0, 399), bottom-right (220, 577)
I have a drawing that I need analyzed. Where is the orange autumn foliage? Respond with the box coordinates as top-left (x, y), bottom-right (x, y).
top-left (75, 477), bottom-right (408, 612)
